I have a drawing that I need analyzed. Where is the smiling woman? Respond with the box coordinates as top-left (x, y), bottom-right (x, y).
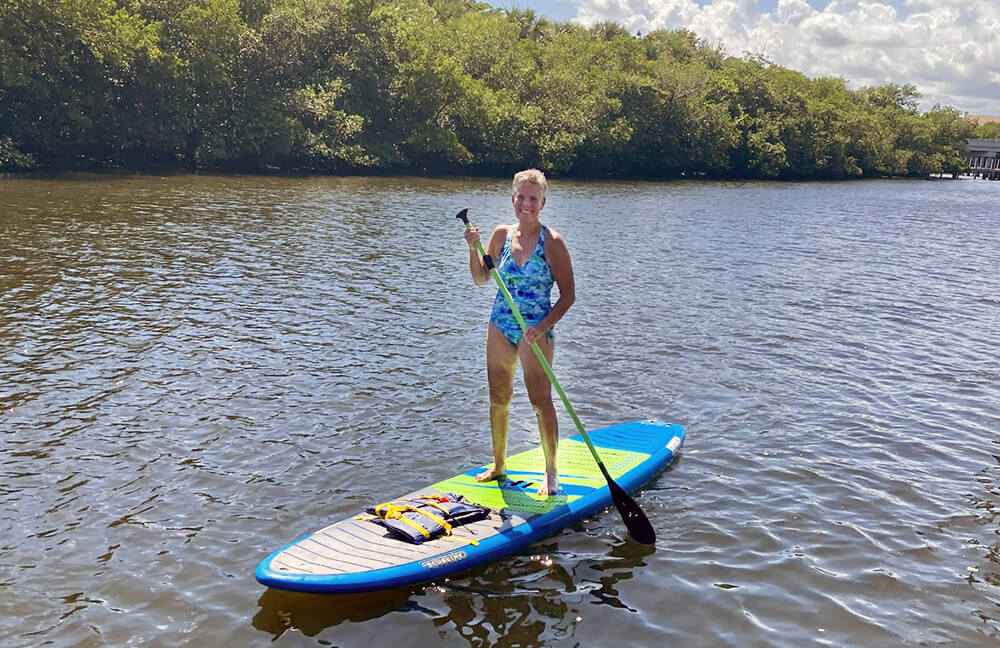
top-left (462, 169), bottom-right (576, 498)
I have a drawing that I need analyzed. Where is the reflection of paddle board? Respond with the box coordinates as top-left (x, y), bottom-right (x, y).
top-left (255, 419), bottom-right (685, 594)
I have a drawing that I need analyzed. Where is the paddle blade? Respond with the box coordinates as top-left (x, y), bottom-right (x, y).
top-left (607, 478), bottom-right (656, 544)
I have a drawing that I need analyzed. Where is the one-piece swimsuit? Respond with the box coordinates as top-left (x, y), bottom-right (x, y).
top-left (489, 225), bottom-right (554, 347)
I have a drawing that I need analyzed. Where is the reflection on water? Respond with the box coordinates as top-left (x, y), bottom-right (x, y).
top-left (253, 586), bottom-right (418, 636)
top-left (253, 532), bottom-right (655, 646)
top-left (2, 174), bottom-right (1000, 646)
top-left (968, 452), bottom-right (1000, 601)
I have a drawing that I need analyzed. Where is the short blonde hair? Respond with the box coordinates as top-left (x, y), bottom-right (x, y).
top-left (512, 168), bottom-right (547, 196)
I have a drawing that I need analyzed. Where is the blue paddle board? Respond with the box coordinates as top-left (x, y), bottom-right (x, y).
top-left (255, 419), bottom-right (684, 593)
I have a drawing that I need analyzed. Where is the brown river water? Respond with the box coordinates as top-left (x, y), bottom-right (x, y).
top-left (1, 173), bottom-right (998, 647)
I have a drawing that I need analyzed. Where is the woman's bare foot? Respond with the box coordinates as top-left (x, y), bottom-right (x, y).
top-left (536, 474), bottom-right (559, 496)
top-left (476, 466), bottom-right (506, 482)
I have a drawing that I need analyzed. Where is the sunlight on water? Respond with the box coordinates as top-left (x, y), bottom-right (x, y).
top-left (1, 174), bottom-right (999, 646)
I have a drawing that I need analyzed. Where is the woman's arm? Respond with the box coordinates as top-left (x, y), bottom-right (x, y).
top-left (535, 229), bottom-right (575, 335)
top-left (465, 225), bottom-right (510, 286)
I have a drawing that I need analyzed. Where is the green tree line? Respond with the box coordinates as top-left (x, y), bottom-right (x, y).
top-left (0, 0), bottom-right (980, 178)
top-left (972, 121), bottom-right (1000, 140)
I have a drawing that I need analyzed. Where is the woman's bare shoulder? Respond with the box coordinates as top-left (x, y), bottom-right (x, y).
top-left (543, 225), bottom-right (569, 251)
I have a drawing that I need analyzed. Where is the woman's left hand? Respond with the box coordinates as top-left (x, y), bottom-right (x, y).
top-left (523, 325), bottom-right (544, 344)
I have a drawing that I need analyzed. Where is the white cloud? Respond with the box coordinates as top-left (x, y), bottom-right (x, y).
top-left (570, 0), bottom-right (1000, 113)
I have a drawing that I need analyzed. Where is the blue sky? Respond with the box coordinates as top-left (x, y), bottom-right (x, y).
top-left (488, 0), bottom-right (999, 114)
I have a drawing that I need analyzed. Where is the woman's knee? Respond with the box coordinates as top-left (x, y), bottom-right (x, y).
top-left (527, 390), bottom-right (554, 414)
top-left (489, 382), bottom-right (514, 406)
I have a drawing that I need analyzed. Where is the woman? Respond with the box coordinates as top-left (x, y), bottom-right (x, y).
top-left (463, 169), bottom-right (575, 496)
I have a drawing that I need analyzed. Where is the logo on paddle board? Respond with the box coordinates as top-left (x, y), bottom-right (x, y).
top-left (421, 551), bottom-right (467, 569)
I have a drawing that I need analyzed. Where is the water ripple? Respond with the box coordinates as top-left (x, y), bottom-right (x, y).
top-left (2, 175), bottom-right (1000, 646)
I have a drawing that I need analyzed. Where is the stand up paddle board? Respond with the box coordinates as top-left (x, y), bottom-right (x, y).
top-left (255, 419), bottom-right (684, 593)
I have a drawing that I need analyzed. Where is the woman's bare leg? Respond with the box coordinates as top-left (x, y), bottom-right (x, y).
top-left (520, 335), bottom-right (558, 495)
top-left (478, 324), bottom-right (518, 482)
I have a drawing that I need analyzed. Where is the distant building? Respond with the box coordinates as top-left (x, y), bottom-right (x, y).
top-left (965, 136), bottom-right (1000, 179)
top-left (963, 112), bottom-right (1000, 125)
top-left (956, 113), bottom-right (1000, 178)
top-left (967, 139), bottom-right (1000, 157)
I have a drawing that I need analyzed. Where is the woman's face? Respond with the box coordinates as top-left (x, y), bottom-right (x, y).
top-left (511, 182), bottom-right (545, 219)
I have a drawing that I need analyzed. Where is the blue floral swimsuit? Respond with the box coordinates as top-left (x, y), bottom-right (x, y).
top-left (489, 225), bottom-right (554, 347)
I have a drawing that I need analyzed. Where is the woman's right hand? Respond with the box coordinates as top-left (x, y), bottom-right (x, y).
top-left (463, 226), bottom-right (480, 249)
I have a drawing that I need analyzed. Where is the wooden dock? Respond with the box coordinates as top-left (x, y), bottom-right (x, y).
top-left (965, 155), bottom-right (1000, 180)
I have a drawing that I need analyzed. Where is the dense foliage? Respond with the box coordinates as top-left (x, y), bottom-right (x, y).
top-left (973, 121), bottom-right (1000, 140)
top-left (0, 0), bottom-right (978, 177)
